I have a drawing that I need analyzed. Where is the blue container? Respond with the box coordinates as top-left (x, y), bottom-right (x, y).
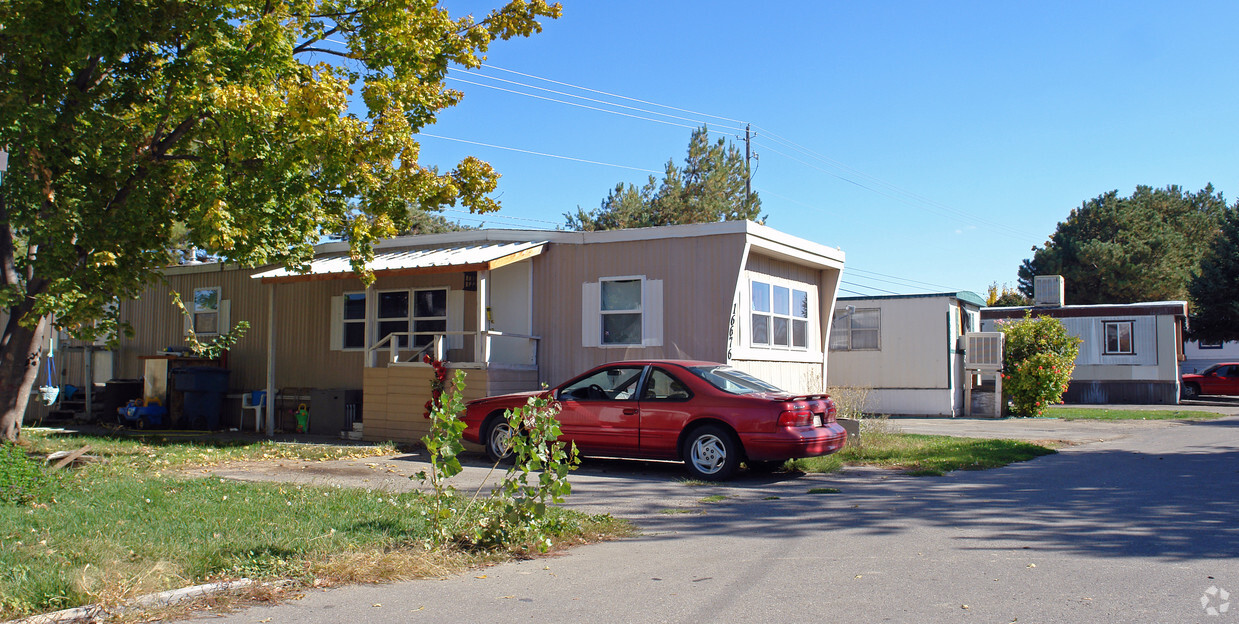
top-left (172, 367), bottom-right (230, 430)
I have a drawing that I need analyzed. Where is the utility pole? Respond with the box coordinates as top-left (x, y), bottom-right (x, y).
top-left (744, 124), bottom-right (752, 205)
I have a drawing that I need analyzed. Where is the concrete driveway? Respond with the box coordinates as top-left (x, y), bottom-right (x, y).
top-left (188, 413), bottom-right (1239, 623)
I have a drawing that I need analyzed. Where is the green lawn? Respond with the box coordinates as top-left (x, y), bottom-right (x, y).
top-left (788, 431), bottom-right (1057, 477)
top-left (1042, 407), bottom-right (1228, 420)
top-left (0, 430), bottom-right (627, 620)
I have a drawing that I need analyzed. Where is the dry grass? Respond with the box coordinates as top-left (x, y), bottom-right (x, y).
top-left (826, 386), bottom-right (871, 420)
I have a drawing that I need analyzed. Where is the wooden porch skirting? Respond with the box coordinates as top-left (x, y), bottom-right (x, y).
top-left (362, 366), bottom-right (539, 445)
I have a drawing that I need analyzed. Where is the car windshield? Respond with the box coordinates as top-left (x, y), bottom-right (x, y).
top-left (688, 366), bottom-right (785, 395)
top-left (1200, 364), bottom-right (1225, 376)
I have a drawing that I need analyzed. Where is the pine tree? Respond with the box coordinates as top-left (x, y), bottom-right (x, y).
top-left (565, 126), bottom-right (761, 230)
top-left (1188, 203), bottom-right (1239, 341)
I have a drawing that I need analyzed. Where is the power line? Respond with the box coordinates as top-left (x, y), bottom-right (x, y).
top-left (751, 131), bottom-right (1031, 239)
top-left (418, 132), bottom-right (662, 174)
top-left (480, 63), bottom-right (748, 126)
top-left (846, 267), bottom-right (955, 291)
top-left (839, 279), bottom-right (902, 296)
top-left (456, 67), bottom-right (1027, 242)
top-left (447, 76), bottom-right (701, 132)
top-left (454, 70), bottom-right (745, 133)
top-left (752, 140), bottom-right (1031, 241)
top-left (440, 208), bottom-right (562, 228)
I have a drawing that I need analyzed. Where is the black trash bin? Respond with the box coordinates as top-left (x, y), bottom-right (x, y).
top-left (172, 367), bottom-right (230, 430)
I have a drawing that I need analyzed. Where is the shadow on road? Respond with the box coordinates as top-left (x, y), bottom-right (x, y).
top-left (617, 425), bottom-right (1239, 562)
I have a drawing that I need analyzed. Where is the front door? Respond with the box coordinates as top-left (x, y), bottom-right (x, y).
top-left (555, 365), bottom-right (645, 455)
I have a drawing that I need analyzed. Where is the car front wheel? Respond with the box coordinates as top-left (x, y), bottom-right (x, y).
top-left (1182, 383), bottom-right (1200, 400)
top-left (483, 415), bottom-right (516, 463)
top-left (683, 425), bottom-right (741, 481)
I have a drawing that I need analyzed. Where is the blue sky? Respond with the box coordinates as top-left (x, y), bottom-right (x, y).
top-left (419, 1), bottom-right (1239, 297)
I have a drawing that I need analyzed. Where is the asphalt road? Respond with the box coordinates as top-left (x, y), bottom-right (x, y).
top-left (191, 415), bottom-right (1239, 624)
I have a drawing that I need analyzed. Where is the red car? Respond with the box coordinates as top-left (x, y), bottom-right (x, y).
top-left (461, 360), bottom-right (847, 481)
top-left (1181, 362), bottom-right (1239, 399)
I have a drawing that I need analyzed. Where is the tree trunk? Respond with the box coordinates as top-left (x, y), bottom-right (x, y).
top-left (0, 301), bottom-right (49, 442)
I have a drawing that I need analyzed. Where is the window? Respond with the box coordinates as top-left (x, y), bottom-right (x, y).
top-left (1199, 340), bottom-right (1223, 350)
top-left (642, 368), bottom-right (693, 401)
top-left (581, 277), bottom-right (662, 348)
top-left (601, 278), bottom-right (643, 346)
top-left (192, 288), bottom-right (220, 335)
top-left (377, 290), bottom-right (410, 348)
top-left (687, 365), bottom-right (785, 395)
top-left (559, 365), bottom-right (645, 401)
top-left (751, 281), bottom-right (809, 349)
top-left (412, 288), bottom-right (448, 348)
top-left (1104, 321), bottom-right (1134, 355)
top-left (830, 307), bottom-right (880, 351)
top-left (342, 293), bottom-right (366, 349)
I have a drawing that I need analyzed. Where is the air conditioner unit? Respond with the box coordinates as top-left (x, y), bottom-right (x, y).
top-left (1033, 275), bottom-right (1064, 307)
top-left (964, 332), bottom-right (1004, 371)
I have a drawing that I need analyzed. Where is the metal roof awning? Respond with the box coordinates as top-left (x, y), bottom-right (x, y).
top-left (252, 240), bottom-right (546, 284)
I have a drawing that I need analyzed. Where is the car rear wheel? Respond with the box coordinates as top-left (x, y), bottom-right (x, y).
top-left (1182, 382), bottom-right (1200, 400)
top-left (483, 415), bottom-right (516, 463)
top-left (683, 425), bottom-right (741, 481)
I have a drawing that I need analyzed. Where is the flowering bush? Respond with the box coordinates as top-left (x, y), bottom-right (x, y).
top-left (998, 313), bottom-right (1081, 417)
top-left (422, 353), bottom-right (450, 419)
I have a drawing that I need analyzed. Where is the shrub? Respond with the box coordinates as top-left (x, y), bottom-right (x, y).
top-left (998, 313), bottom-right (1081, 417)
top-left (0, 442), bottom-right (56, 505)
top-left (415, 359), bottom-right (579, 552)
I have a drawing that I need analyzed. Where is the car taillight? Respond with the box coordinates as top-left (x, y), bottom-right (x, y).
top-left (778, 409), bottom-right (813, 427)
top-left (824, 396), bottom-right (837, 423)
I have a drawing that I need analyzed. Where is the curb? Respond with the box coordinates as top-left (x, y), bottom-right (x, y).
top-left (9, 579), bottom-right (257, 624)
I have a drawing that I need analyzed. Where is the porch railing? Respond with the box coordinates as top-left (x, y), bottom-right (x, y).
top-left (365, 330), bottom-right (540, 368)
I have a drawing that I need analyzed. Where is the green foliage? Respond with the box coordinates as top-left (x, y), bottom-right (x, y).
top-left (400, 211), bottom-right (476, 236)
top-left (0, 443), bottom-right (57, 505)
top-left (986, 281), bottom-right (1030, 306)
top-left (0, 0), bottom-right (561, 439)
top-left (1188, 203), bottom-right (1239, 342)
top-left (416, 369), bottom-right (468, 548)
top-left (170, 291), bottom-right (250, 359)
top-left (565, 125), bottom-right (762, 230)
top-left (473, 394), bottom-right (580, 552)
top-left (414, 372), bottom-right (579, 553)
top-left (998, 313), bottom-right (1081, 417)
top-left (1017, 185), bottom-right (1227, 304)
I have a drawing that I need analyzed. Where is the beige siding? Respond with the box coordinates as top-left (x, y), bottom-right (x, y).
top-left (828, 296), bottom-right (952, 390)
top-left (362, 365), bottom-right (536, 445)
top-left (531, 233), bottom-right (746, 387)
top-left (731, 360), bottom-right (824, 395)
top-left (728, 253), bottom-right (832, 394)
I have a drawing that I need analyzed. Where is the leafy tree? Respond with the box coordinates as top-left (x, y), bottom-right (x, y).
top-left (1188, 203), bottom-right (1239, 342)
top-left (565, 125), bottom-right (762, 230)
top-left (1017, 185), bottom-right (1226, 305)
top-left (400, 211), bottom-right (475, 236)
top-left (0, 0), bottom-right (561, 442)
top-left (986, 282), bottom-right (1030, 307)
top-left (998, 313), bottom-right (1081, 417)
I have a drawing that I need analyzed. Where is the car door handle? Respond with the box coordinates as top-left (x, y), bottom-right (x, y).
top-left (622, 408), bottom-right (638, 415)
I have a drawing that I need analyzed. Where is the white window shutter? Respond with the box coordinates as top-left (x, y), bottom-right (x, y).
top-left (447, 289), bottom-right (464, 349)
top-left (643, 279), bottom-right (663, 347)
top-left (218, 300), bottom-right (231, 334)
top-left (329, 295), bottom-right (344, 351)
top-left (581, 282), bottom-right (600, 347)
